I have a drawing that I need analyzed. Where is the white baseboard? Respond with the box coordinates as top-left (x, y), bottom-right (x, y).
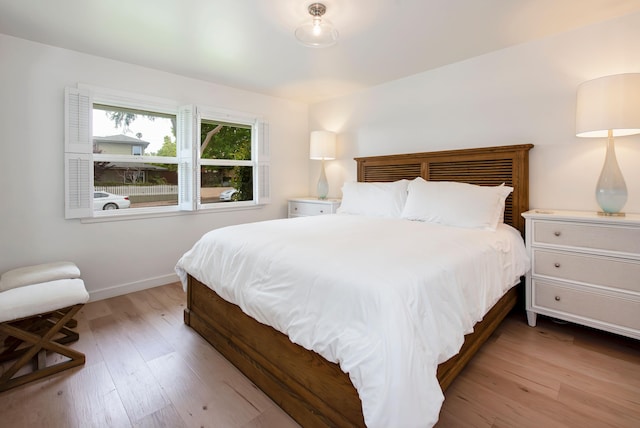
top-left (88, 273), bottom-right (180, 302)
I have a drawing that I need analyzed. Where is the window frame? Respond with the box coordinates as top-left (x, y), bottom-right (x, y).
top-left (197, 107), bottom-right (258, 210)
top-left (64, 84), bottom-right (269, 221)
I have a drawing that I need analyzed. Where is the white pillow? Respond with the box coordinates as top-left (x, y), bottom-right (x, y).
top-left (337, 180), bottom-right (409, 218)
top-left (401, 178), bottom-right (512, 231)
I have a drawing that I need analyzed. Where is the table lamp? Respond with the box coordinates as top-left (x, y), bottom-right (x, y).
top-left (576, 73), bottom-right (640, 215)
top-left (309, 131), bottom-right (336, 199)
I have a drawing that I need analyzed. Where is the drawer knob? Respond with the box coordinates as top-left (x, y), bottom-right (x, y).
top-left (320, 210), bottom-right (324, 213)
top-left (294, 207), bottom-right (298, 211)
top-left (555, 296), bottom-right (561, 302)
top-left (554, 231), bottom-right (561, 237)
top-left (554, 263), bottom-right (561, 268)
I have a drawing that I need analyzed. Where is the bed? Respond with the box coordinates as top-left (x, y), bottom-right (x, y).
top-left (177, 144), bottom-right (533, 427)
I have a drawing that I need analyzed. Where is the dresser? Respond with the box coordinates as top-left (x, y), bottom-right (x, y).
top-left (522, 210), bottom-right (640, 340)
top-left (288, 197), bottom-right (341, 218)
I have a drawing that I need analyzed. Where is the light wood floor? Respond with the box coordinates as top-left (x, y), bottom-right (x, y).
top-left (1, 282), bottom-right (638, 427)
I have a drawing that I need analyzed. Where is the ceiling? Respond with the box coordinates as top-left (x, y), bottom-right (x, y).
top-left (1, 0), bottom-right (639, 103)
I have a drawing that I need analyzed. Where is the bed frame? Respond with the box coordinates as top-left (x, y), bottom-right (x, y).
top-left (184, 144), bottom-right (533, 427)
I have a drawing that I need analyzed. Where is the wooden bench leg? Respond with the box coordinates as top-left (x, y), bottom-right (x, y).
top-left (0, 316), bottom-right (80, 363)
top-left (0, 304), bottom-right (86, 392)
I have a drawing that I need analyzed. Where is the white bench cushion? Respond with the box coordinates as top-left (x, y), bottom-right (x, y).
top-left (0, 278), bottom-right (89, 323)
top-left (0, 262), bottom-right (80, 292)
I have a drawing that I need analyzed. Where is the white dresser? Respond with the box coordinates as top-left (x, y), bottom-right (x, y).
top-left (288, 197), bottom-right (341, 218)
top-left (522, 210), bottom-right (640, 340)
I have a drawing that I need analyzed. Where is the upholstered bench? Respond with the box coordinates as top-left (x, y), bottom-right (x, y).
top-left (0, 262), bottom-right (89, 392)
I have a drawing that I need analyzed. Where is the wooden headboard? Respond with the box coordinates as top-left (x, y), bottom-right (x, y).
top-left (355, 144), bottom-right (533, 235)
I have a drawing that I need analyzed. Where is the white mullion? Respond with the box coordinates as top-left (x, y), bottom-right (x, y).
top-left (199, 159), bottom-right (253, 167)
top-left (178, 105), bottom-right (197, 211)
top-left (93, 154), bottom-right (179, 164)
top-left (196, 108), bottom-right (202, 208)
top-left (256, 120), bottom-right (270, 204)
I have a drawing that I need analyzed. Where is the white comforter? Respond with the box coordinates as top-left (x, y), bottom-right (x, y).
top-left (175, 214), bottom-right (529, 427)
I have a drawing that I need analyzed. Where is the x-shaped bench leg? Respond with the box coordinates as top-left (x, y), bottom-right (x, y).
top-left (0, 304), bottom-right (85, 392)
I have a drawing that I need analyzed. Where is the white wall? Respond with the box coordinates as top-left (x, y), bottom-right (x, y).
top-left (309, 12), bottom-right (640, 214)
top-left (0, 34), bottom-right (309, 299)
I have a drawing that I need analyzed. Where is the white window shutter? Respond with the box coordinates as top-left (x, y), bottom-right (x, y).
top-left (64, 87), bottom-right (92, 154)
top-left (64, 87), bottom-right (93, 219)
top-left (256, 120), bottom-right (270, 204)
top-left (65, 154), bottom-right (93, 218)
top-left (178, 105), bottom-right (197, 211)
top-left (257, 163), bottom-right (270, 204)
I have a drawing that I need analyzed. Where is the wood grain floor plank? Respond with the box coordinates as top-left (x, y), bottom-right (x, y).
top-left (438, 312), bottom-right (640, 427)
top-left (147, 351), bottom-right (262, 428)
top-left (126, 289), bottom-right (188, 346)
top-left (66, 361), bottom-right (132, 427)
top-left (494, 325), bottom-right (640, 410)
top-left (105, 295), bottom-right (175, 362)
top-left (441, 372), bottom-right (566, 428)
top-left (133, 404), bottom-right (188, 428)
top-left (470, 345), bottom-right (561, 399)
top-left (241, 406), bottom-right (299, 428)
top-left (465, 363), bottom-right (601, 427)
top-left (82, 299), bottom-right (113, 321)
top-left (557, 382), bottom-right (640, 428)
top-left (128, 287), bottom-right (183, 323)
top-left (147, 282), bottom-right (187, 310)
top-left (437, 393), bottom-right (495, 427)
top-left (89, 314), bottom-right (170, 422)
top-left (562, 319), bottom-right (640, 364)
top-left (0, 374), bottom-right (79, 426)
top-left (180, 340), bottom-right (278, 415)
top-left (72, 306), bottom-right (107, 367)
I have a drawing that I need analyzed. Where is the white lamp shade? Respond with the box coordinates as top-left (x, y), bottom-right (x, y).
top-left (309, 131), bottom-right (336, 160)
top-left (576, 73), bottom-right (640, 138)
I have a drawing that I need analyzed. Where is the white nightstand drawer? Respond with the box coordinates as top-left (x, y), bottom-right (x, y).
top-left (289, 202), bottom-right (329, 216)
top-left (533, 280), bottom-right (640, 331)
top-left (288, 198), bottom-right (340, 218)
top-left (533, 249), bottom-right (640, 293)
top-left (533, 220), bottom-right (640, 255)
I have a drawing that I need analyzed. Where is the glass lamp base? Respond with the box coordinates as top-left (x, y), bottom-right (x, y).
top-left (595, 135), bottom-right (627, 215)
top-left (317, 160), bottom-right (328, 200)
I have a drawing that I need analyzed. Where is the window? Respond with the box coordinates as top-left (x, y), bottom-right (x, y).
top-left (64, 86), bottom-right (269, 219)
top-left (92, 105), bottom-right (178, 210)
top-left (199, 117), bottom-right (253, 205)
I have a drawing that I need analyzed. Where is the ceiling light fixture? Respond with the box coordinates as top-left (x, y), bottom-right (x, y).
top-left (295, 3), bottom-right (339, 48)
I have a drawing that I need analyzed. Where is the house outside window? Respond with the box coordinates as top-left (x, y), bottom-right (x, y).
top-left (64, 86), bottom-right (270, 219)
top-left (91, 106), bottom-right (178, 209)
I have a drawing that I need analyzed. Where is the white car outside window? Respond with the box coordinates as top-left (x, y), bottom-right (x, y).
top-left (93, 192), bottom-right (131, 210)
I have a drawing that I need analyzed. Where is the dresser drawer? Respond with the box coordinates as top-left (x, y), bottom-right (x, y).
top-left (533, 280), bottom-right (640, 331)
top-left (533, 249), bottom-right (640, 293)
top-left (533, 220), bottom-right (640, 255)
top-left (288, 201), bottom-right (334, 217)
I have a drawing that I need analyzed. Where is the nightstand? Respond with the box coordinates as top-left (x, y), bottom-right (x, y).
top-left (288, 197), bottom-right (341, 218)
top-left (522, 209), bottom-right (640, 340)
